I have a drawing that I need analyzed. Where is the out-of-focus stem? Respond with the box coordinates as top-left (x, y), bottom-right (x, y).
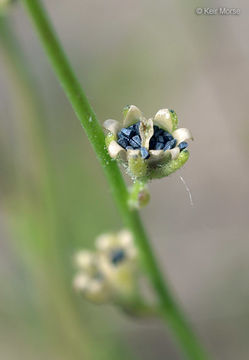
top-left (0, 16), bottom-right (98, 360)
top-left (20, 1), bottom-right (208, 359)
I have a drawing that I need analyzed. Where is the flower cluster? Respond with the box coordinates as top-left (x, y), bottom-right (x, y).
top-left (73, 230), bottom-right (138, 304)
top-left (103, 105), bottom-right (193, 180)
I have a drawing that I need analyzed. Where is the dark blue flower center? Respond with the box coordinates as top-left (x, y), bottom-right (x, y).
top-left (117, 121), bottom-right (188, 159)
top-left (149, 126), bottom-right (176, 151)
top-left (110, 249), bottom-right (126, 266)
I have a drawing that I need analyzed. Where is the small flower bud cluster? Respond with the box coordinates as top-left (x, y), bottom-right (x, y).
top-left (73, 230), bottom-right (138, 304)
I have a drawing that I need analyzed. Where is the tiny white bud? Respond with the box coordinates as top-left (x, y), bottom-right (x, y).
top-left (74, 250), bottom-right (95, 270)
top-left (73, 273), bottom-right (89, 292)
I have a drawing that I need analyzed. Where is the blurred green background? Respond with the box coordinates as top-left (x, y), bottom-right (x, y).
top-left (1, 0), bottom-right (249, 359)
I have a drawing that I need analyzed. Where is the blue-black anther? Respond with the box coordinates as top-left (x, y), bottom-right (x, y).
top-left (134, 121), bottom-right (140, 133)
top-left (111, 249), bottom-right (125, 266)
top-left (140, 147), bottom-right (150, 159)
top-left (154, 126), bottom-right (164, 138)
top-left (149, 138), bottom-right (156, 149)
top-left (163, 131), bottom-right (173, 141)
top-left (132, 135), bottom-right (141, 146)
top-left (129, 139), bottom-right (140, 149)
top-left (155, 142), bottom-right (164, 150)
top-left (178, 141), bottom-right (188, 151)
top-left (118, 137), bottom-right (129, 149)
top-left (121, 127), bottom-right (134, 138)
top-left (158, 135), bottom-right (164, 143)
top-left (164, 139), bottom-right (176, 151)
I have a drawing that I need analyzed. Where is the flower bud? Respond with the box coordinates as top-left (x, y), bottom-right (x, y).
top-left (96, 230), bottom-right (138, 299)
top-left (73, 231), bottom-right (139, 304)
top-left (73, 250), bottom-right (111, 304)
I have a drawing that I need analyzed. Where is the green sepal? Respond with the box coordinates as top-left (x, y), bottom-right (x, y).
top-left (127, 155), bottom-right (148, 180)
top-left (105, 133), bottom-right (116, 148)
top-left (170, 110), bottom-right (178, 132)
top-left (148, 150), bottom-right (189, 179)
top-left (122, 105), bottom-right (131, 118)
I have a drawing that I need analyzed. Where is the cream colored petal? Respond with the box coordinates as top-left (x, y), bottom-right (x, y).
top-left (86, 280), bottom-right (110, 303)
top-left (88, 280), bottom-right (105, 294)
top-left (172, 128), bottom-right (193, 145)
top-left (139, 118), bottom-right (154, 149)
top-left (148, 149), bottom-right (171, 164)
top-left (149, 147), bottom-right (180, 162)
top-left (108, 140), bottom-right (126, 159)
top-left (118, 230), bottom-right (133, 248)
top-left (127, 149), bottom-right (140, 158)
top-left (153, 109), bottom-right (173, 132)
top-left (103, 119), bottom-right (120, 135)
top-left (74, 250), bottom-right (95, 270)
top-left (148, 149), bottom-right (165, 161)
top-left (95, 233), bottom-right (117, 252)
top-left (123, 105), bottom-right (143, 127)
top-left (149, 149), bottom-right (164, 157)
top-left (167, 146), bottom-right (180, 160)
top-left (73, 273), bottom-right (89, 292)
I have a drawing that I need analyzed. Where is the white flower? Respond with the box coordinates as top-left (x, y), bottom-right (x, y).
top-left (96, 230), bottom-right (138, 299)
top-left (103, 105), bottom-right (193, 179)
top-left (73, 231), bottom-right (138, 303)
top-left (73, 250), bottom-right (110, 304)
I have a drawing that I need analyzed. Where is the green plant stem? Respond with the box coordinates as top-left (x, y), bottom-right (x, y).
top-left (21, 0), bottom-right (208, 358)
top-left (128, 180), bottom-right (149, 209)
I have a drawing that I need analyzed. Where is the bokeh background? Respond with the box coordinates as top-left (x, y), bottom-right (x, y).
top-left (1, 0), bottom-right (249, 359)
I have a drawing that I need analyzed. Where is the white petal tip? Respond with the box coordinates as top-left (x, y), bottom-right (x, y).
top-left (74, 250), bottom-right (94, 269)
top-left (108, 140), bottom-right (126, 159)
top-left (73, 274), bottom-right (89, 291)
top-left (168, 147), bottom-right (180, 160)
top-left (123, 105), bottom-right (143, 127)
top-left (103, 119), bottom-right (120, 134)
top-left (96, 233), bottom-right (115, 251)
top-left (118, 230), bottom-right (133, 247)
top-left (154, 109), bottom-right (173, 132)
top-left (172, 128), bottom-right (193, 144)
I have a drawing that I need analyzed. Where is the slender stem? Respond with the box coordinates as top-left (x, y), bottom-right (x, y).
top-left (20, 0), bottom-right (208, 358)
top-left (128, 180), bottom-right (150, 209)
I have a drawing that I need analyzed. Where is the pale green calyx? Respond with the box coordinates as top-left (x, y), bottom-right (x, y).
top-left (103, 105), bottom-right (193, 181)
